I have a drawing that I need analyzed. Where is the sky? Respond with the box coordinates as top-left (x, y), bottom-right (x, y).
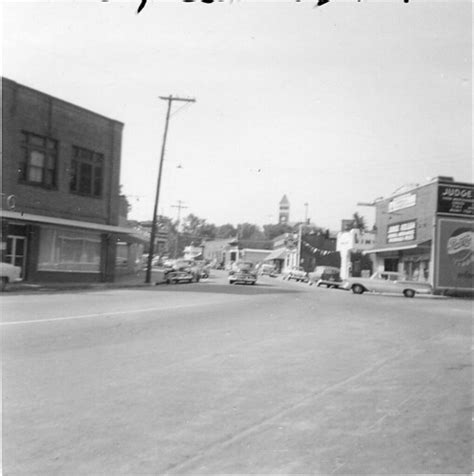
top-left (2, 0), bottom-right (472, 231)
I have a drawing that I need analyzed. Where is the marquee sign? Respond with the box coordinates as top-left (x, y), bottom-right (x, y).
top-left (387, 220), bottom-right (416, 243)
top-left (388, 192), bottom-right (416, 213)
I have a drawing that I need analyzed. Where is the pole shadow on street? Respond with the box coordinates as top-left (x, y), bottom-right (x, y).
top-left (150, 282), bottom-right (302, 296)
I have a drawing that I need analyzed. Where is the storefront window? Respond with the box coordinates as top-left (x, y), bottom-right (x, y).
top-left (38, 227), bottom-right (101, 272)
top-left (404, 259), bottom-right (430, 282)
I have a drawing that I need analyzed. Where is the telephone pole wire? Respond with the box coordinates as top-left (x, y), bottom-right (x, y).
top-left (172, 200), bottom-right (188, 229)
top-left (172, 200), bottom-right (189, 259)
top-left (146, 95), bottom-right (196, 284)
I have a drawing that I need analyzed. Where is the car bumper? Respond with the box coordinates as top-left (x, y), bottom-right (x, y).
top-left (229, 275), bottom-right (256, 283)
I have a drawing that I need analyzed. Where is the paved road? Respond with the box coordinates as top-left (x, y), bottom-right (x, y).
top-left (2, 272), bottom-right (471, 474)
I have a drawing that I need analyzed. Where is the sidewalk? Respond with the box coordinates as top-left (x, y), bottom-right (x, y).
top-left (3, 269), bottom-right (166, 294)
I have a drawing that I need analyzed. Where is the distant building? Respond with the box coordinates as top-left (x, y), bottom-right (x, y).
top-left (183, 245), bottom-right (204, 260)
top-left (299, 230), bottom-right (339, 273)
top-left (264, 229), bottom-right (338, 273)
top-left (202, 238), bottom-right (232, 267)
top-left (1, 77), bottom-right (142, 282)
top-left (278, 195), bottom-right (290, 224)
top-left (203, 238), bottom-right (271, 268)
top-left (336, 228), bottom-right (375, 279)
top-left (138, 220), bottom-right (170, 257)
top-left (364, 177), bottom-right (473, 294)
top-left (265, 233), bottom-right (297, 273)
top-left (341, 219), bottom-right (356, 232)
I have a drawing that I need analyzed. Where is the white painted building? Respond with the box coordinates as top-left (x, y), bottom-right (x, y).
top-left (336, 229), bottom-right (376, 279)
top-left (183, 245), bottom-right (204, 260)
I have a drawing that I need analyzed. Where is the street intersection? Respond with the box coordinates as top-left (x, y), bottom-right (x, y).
top-left (2, 272), bottom-right (471, 474)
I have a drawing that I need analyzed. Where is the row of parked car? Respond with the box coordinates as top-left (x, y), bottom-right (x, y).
top-left (281, 266), bottom-right (342, 288)
top-left (279, 265), bottom-right (433, 298)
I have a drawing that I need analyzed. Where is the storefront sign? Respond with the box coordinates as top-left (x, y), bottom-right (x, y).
top-left (388, 193), bottom-right (416, 213)
top-left (387, 221), bottom-right (416, 243)
top-left (437, 183), bottom-right (473, 216)
top-left (435, 218), bottom-right (473, 291)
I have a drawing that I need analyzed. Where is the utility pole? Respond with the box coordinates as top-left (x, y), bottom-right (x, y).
top-left (172, 200), bottom-right (188, 229)
top-left (145, 95), bottom-right (196, 284)
top-left (296, 223), bottom-right (303, 267)
top-left (304, 202), bottom-right (309, 224)
top-left (172, 200), bottom-right (188, 259)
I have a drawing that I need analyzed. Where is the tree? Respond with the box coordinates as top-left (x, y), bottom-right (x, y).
top-left (199, 223), bottom-right (217, 241)
top-left (181, 213), bottom-right (217, 244)
top-left (216, 224), bottom-right (237, 239)
top-left (237, 223), bottom-right (264, 241)
top-left (263, 223), bottom-right (293, 240)
top-left (352, 212), bottom-right (367, 231)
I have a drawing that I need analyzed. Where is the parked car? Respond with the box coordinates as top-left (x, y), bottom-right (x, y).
top-left (259, 264), bottom-right (277, 277)
top-left (170, 259), bottom-right (200, 282)
top-left (341, 271), bottom-right (433, 298)
top-left (308, 266), bottom-right (342, 288)
top-left (0, 262), bottom-right (22, 291)
top-left (229, 261), bottom-right (257, 285)
top-left (165, 269), bottom-right (199, 284)
top-left (194, 260), bottom-right (211, 279)
top-left (283, 266), bottom-right (308, 283)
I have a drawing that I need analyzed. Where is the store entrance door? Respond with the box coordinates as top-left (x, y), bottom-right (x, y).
top-left (384, 258), bottom-right (398, 272)
top-left (6, 236), bottom-right (27, 278)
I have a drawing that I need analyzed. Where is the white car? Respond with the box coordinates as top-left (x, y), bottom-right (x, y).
top-left (283, 267), bottom-right (309, 283)
top-left (0, 262), bottom-right (22, 291)
top-left (341, 271), bottom-right (432, 298)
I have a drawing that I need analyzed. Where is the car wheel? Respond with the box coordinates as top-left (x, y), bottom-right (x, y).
top-left (352, 284), bottom-right (365, 294)
top-left (403, 289), bottom-right (415, 298)
top-left (251, 281), bottom-right (256, 285)
top-left (1, 277), bottom-right (8, 292)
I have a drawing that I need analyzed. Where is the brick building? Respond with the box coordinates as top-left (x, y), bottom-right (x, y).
top-left (1, 77), bottom-right (141, 282)
top-left (364, 177), bottom-right (473, 294)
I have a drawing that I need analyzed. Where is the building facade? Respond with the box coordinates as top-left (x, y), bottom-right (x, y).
top-left (264, 229), bottom-right (339, 273)
top-left (1, 77), bottom-right (140, 282)
top-left (203, 238), bottom-right (272, 269)
top-left (336, 228), bottom-right (375, 279)
top-left (365, 177), bottom-right (473, 294)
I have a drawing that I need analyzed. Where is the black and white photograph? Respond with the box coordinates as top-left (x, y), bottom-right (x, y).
top-left (1, 0), bottom-right (472, 474)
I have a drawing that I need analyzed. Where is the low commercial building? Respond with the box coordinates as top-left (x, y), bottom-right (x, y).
top-left (203, 238), bottom-right (272, 268)
top-left (364, 177), bottom-right (473, 294)
top-left (1, 77), bottom-right (141, 282)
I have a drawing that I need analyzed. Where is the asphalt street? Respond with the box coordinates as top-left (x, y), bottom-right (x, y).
top-left (2, 272), bottom-right (472, 475)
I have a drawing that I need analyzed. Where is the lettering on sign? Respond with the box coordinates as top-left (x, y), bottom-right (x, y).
top-left (388, 193), bottom-right (416, 213)
top-left (437, 183), bottom-right (474, 217)
top-left (387, 221), bottom-right (416, 243)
